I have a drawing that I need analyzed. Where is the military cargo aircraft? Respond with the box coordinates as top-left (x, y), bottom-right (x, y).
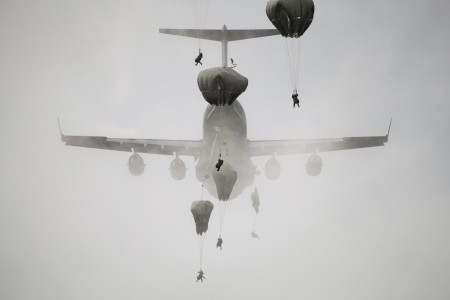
top-left (60, 24), bottom-right (390, 200)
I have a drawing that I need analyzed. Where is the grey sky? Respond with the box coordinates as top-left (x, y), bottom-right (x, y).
top-left (1, 0), bottom-right (449, 299)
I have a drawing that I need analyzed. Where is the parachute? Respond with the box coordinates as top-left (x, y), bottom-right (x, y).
top-left (212, 163), bottom-right (238, 201)
top-left (212, 162), bottom-right (238, 245)
top-left (266, 0), bottom-right (315, 93)
top-left (191, 200), bottom-right (214, 271)
top-left (250, 187), bottom-right (260, 237)
top-left (191, 200), bottom-right (214, 236)
top-left (266, 0), bottom-right (315, 38)
top-left (251, 188), bottom-right (260, 214)
top-left (197, 67), bottom-right (248, 106)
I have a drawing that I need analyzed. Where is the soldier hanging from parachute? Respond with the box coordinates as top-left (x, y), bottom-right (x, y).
top-left (250, 187), bottom-right (261, 239)
top-left (191, 199), bottom-right (214, 282)
top-left (194, 0), bottom-right (210, 66)
top-left (195, 49), bottom-right (203, 66)
top-left (204, 131), bottom-right (235, 250)
top-left (216, 153), bottom-right (224, 171)
top-left (216, 236), bottom-right (223, 250)
top-left (213, 162), bottom-right (237, 251)
top-left (266, 0), bottom-right (315, 107)
top-left (196, 269), bottom-right (206, 282)
top-left (215, 141), bottom-right (229, 172)
top-left (292, 90), bottom-right (300, 108)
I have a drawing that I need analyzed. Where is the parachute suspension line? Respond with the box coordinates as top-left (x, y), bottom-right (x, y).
top-left (219, 201), bottom-right (227, 236)
top-left (194, 0), bottom-right (201, 48)
top-left (207, 131), bottom-right (220, 169)
top-left (194, 0), bottom-right (211, 50)
top-left (202, 0), bottom-right (211, 29)
top-left (200, 176), bottom-right (208, 200)
top-left (200, 185), bottom-right (204, 200)
top-left (283, 38), bottom-right (302, 92)
top-left (294, 38), bottom-right (302, 91)
top-left (251, 187), bottom-right (259, 233)
top-left (283, 39), bottom-right (296, 91)
top-left (198, 235), bottom-right (205, 269)
top-left (220, 142), bottom-right (229, 157)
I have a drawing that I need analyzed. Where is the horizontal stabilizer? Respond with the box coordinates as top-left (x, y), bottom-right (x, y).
top-left (227, 29), bottom-right (279, 41)
top-left (159, 29), bottom-right (222, 41)
top-left (159, 28), bottom-right (280, 42)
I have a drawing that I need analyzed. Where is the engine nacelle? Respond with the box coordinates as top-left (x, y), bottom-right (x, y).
top-left (170, 157), bottom-right (187, 180)
top-left (265, 157), bottom-right (281, 180)
top-left (306, 154), bottom-right (322, 176)
top-left (128, 153), bottom-right (145, 176)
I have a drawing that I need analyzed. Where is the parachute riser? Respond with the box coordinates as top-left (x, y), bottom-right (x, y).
top-left (283, 38), bottom-right (302, 91)
top-left (218, 200), bottom-right (227, 235)
top-left (194, 0), bottom-right (211, 50)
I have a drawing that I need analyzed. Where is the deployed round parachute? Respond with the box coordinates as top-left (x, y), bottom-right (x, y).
top-left (212, 162), bottom-right (238, 242)
top-left (266, 0), bottom-right (315, 38)
top-left (266, 0), bottom-right (315, 93)
top-left (212, 163), bottom-right (238, 201)
top-left (197, 67), bottom-right (248, 106)
top-left (191, 200), bottom-right (214, 235)
top-left (191, 200), bottom-right (214, 273)
top-left (251, 188), bottom-right (260, 214)
top-left (250, 187), bottom-right (261, 238)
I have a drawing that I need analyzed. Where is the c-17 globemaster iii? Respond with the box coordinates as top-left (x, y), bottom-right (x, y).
top-left (60, 24), bottom-right (390, 200)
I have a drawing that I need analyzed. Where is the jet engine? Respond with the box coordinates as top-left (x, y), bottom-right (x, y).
top-left (306, 154), bottom-right (322, 176)
top-left (170, 157), bottom-right (187, 180)
top-left (128, 153), bottom-right (145, 176)
top-left (265, 157), bottom-right (281, 180)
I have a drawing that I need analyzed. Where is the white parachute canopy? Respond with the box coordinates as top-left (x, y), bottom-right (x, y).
top-left (251, 188), bottom-right (260, 214)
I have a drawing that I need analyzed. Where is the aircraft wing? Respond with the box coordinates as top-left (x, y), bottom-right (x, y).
top-left (248, 121), bottom-right (391, 156)
top-left (60, 131), bottom-right (203, 158)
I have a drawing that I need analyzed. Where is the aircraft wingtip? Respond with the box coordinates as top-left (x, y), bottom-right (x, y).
top-left (57, 118), bottom-right (64, 137)
top-left (388, 118), bottom-right (392, 136)
top-left (384, 118), bottom-right (392, 143)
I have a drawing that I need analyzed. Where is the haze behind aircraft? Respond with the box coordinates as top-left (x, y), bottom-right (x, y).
top-left (60, 25), bottom-right (390, 200)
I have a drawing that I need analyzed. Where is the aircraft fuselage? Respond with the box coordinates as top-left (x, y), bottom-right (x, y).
top-left (196, 101), bottom-right (256, 200)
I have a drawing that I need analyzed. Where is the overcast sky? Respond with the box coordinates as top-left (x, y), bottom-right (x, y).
top-left (1, 0), bottom-right (450, 299)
